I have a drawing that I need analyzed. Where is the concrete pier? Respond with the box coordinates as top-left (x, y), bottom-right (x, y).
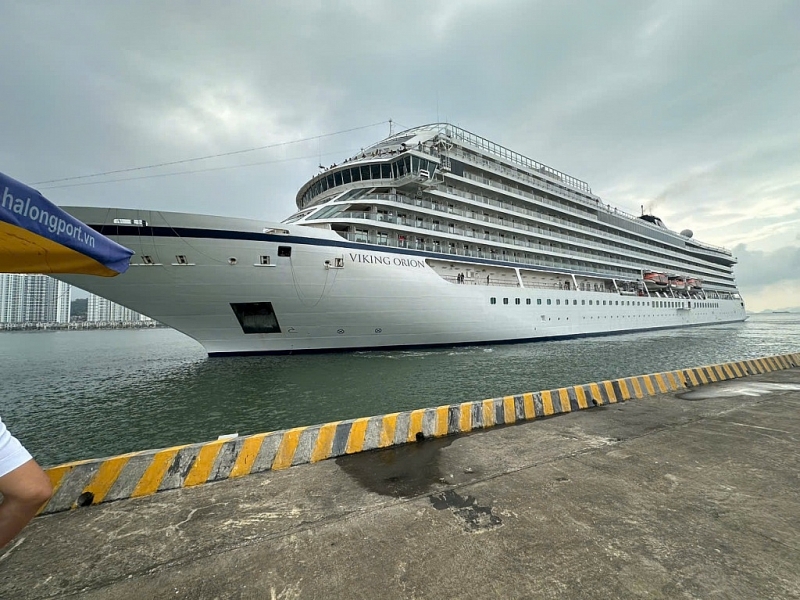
top-left (2, 367), bottom-right (799, 598)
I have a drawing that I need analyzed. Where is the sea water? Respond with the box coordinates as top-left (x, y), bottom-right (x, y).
top-left (1, 313), bottom-right (797, 466)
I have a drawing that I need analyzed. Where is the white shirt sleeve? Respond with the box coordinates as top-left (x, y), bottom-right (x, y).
top-left (0, 417), bottom-right (33, 478)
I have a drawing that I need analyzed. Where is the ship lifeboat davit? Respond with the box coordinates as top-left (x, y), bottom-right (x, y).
top-left (643, 271), bottom-right (668, 291)
top-left (686, 277), bottom-right (703, 291)
top-left (669, 276), bottom-right (687, 291)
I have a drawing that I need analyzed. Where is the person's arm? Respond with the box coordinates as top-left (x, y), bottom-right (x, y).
top-left (0, 459), bottom-right (53, 548)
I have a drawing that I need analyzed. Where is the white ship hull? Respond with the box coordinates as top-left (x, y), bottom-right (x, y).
top-left (59, 208), bottom-right (747, 356)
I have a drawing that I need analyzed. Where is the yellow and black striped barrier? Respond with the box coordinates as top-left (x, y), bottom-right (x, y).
top-left (39, 352), bottom-right (799, 515)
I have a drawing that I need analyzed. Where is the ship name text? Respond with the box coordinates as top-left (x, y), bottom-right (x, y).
top-left (349, 253), bottom-right (425, 268)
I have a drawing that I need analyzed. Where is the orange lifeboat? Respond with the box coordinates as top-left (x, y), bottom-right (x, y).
top-left (643, 271), bottom-right (668, 291)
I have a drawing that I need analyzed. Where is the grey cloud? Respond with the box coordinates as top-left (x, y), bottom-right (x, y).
top-left (733, 244), bottom-right (800, 291)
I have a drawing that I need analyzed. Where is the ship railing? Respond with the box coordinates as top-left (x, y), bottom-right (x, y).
top-left (441, 124), bottom-right (592, 193)
top-left (337, 211), bottom-right (641, 270)
top-left (335, 202), bottom-right (723, 282)
top-left (346, 215), bottom-right (688, 279)
top-left (519, 281), bottom-right (571, 290)
top-left (367, 193), bottom-right (641, 258)
top-left (338, 231), bottom-right (638, 280)
top-left (440, 275), bottom-right (520, 288)
top-left (423, 185), bottom-right (729, 276)
top-left (447, 149), bottom-right (732, 257)
top-left (450, 171), bottom-right (678, 250)
top-left (448, 148), bottom-right (599, 206)
top-left (366, 189), bottom-right (726, 275)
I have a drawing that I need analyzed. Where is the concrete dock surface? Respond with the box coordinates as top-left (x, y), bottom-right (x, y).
top-left (2, 368), bottom-right (799, 599)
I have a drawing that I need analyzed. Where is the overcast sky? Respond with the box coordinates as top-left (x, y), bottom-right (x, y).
top-left (1, 1), bottom-right (798, 311)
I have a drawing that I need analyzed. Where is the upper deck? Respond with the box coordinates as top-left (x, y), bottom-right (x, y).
top-left (293, 123), bottom-right (733, 262)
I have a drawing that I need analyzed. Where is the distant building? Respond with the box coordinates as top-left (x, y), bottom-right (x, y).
top-left (0, 274), bottom-right (71, 323)
top-left (0, 275), bottom-right (151, 326)
top-left (0, 273), bottom-right (25, 323)
top-left (86, 293), bottom-right (150, 323)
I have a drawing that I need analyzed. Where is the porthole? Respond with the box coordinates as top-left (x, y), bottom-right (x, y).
top-left (228, 257), bottom-right (238, 265)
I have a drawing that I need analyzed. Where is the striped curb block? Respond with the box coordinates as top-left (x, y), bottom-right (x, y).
top-left (39, 352), bottom-right (799, 515)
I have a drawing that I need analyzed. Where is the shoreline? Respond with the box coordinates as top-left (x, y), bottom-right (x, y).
top-left (0, 322), bottom-right (167, 332)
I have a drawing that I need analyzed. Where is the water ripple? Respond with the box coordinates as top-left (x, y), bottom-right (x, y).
top-left (1, 314), bottom-right (797, 466)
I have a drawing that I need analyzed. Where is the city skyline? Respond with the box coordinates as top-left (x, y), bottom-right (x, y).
top-left (0, 274), bottom-right (149, 324)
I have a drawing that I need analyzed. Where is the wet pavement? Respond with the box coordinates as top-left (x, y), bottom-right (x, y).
top-left (2, 368), bottom-right (799, 599)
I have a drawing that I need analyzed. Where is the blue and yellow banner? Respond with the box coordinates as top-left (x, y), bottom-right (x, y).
top-left (0, 171), bottom-right (133, 276)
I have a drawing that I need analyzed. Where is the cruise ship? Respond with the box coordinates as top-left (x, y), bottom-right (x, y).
top-left (59, 123), bottom-right (747, 355)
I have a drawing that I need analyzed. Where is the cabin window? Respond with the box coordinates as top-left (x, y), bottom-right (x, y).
top-left (230, 302), bottom-right (281, 334)
top-left (175, 255), bottom-right (188, 265)
top-left (573, 300), bottom-right (577, 305)
top-left (526, 299), bottom-right (531, 305)
top-left (260, 255), bottom-right (271, 265)
top-left (515, 298), bottom-right (521, 305)
top-left (141, 255), bottom-right (154, 265)
top-left (556, 299), bottom-right (561, 305)
top-left (581, 300), bottom-right (585, 305)
top-left (491, 297), bottom-right (496, 305)
top-left (503, 298), bottom-right (509, 305)
top-left (537, 299), bottom-right (542, 305)
top-left (547, 299), bottom-right (552, 305)
top-left (278, 246), bottom-right (292, 257)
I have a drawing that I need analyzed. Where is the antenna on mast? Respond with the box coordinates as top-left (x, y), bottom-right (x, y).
top-left (389, 119), bottom-right (393, 136)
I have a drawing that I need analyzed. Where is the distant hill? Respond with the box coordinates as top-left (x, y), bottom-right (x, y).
top-left (70, 297), bottom-right (88, 319)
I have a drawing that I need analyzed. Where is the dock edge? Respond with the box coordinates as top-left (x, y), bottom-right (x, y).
top-left (38, 352), bottom-right (799, 515)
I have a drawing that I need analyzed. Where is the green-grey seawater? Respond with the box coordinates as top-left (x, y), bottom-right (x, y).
top-left (1, 313), bottom-right (798, 466)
